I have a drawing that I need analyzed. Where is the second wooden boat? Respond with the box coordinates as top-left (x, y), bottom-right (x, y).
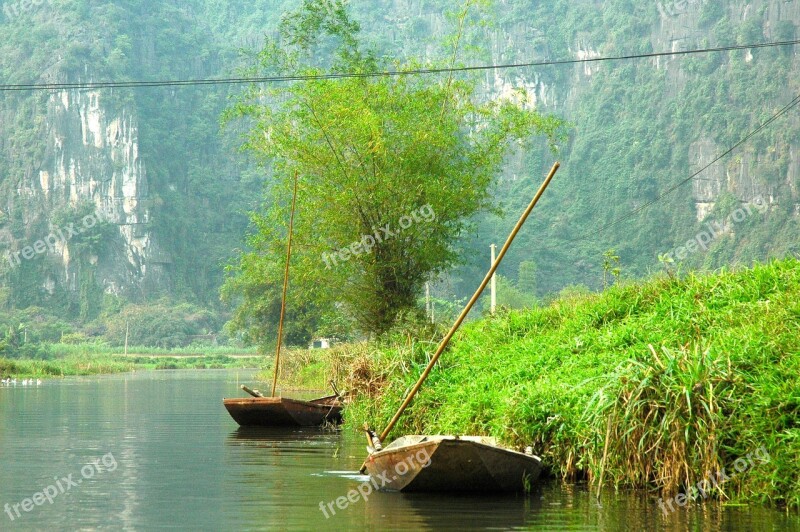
top-left (363, 435), bottom-right (541, 492)
top-left (223, 394), bottom-right (342, 427)
top-left (223, 172), bottom-right (344, 429)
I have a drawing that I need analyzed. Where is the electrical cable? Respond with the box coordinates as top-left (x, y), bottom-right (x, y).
top-left (1, 39), bottom-right (798, 92)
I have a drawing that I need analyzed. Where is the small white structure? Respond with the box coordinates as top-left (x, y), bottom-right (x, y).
top-left (309, 338), bottom-right (333, 350)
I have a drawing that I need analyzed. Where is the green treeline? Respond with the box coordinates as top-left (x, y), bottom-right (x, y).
top-left (0, 1), bottom-right (798, 346)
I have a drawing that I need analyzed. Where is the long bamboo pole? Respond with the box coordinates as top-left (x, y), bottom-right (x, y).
top-left (377, 162), bottom-right (560, 442)
top-left (271, 170), bottom-right (299, 398)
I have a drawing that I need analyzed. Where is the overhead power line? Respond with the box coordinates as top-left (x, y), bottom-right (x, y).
top-left (1, 39), bottom-right (799, 92)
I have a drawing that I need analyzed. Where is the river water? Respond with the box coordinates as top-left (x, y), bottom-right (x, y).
top-left (0, 370), bottom-right (797, 530)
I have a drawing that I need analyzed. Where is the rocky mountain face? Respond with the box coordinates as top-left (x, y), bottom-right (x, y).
top-left (46, 89), bottom-right (167, 294)
top-left (1, 0), bottom-right (798, 312)
top-left (655, 0), bottom-right (800, 219)
top-left (373, 0), bottom-right (799, 290)
top-left (1, 87), bottom-right (169, 305)
top-left (380, 0), bottom-right (798, 218)
top-left (485, 0), bottom-right (799, 221)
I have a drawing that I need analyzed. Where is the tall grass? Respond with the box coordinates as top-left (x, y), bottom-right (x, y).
top-left (342, 258), bottom-right (800, 509)
top-left (45, 343), bottom-right (258, 357)
top-left (1, 352), bottom-right (260, 378)
top-left (0, 355), bottom-right (136, 377)
top-left (254, 343), bottom-right (385, 393)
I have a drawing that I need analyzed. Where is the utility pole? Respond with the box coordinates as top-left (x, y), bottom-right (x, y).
top-left (490, 244), bottom-right (497, 315)
top-left (425, 282), bottom-right (431, 322)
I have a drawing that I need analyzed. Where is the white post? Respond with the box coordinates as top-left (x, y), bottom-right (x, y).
top-left (490, 244), bottom-right (497, 315)
top-left (124, 320), bottom-right (129, 356)
top-left (425, 282), bottom-right (431, 322)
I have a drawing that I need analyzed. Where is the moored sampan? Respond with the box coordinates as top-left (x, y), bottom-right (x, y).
top-left (223, 395), bottom-right (342, 427)
top-left (363, 435), bottom-right (542, 492)
top-left (222, 172), bottom-right (344, 429)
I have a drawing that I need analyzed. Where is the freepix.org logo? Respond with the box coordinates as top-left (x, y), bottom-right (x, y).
top-left (4, 452), bottom-right (118, 523)
top-left (2, 0), bottom-right (54, 21)
top-left (3, 209), bottom-right (111, 269)
top-left (657, 0), bottom-right (701, 18)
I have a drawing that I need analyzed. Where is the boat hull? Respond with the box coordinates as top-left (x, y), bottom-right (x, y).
top-left (364, 436), bottom-right (541, 493)
top-left (222, 396), bottom-right (342, 427)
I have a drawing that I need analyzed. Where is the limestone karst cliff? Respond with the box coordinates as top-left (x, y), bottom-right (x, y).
top-left (1, 0), bottom-right (798, 315)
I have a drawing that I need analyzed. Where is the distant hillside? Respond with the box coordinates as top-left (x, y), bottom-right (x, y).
top-left (0, 0), bottom-right (798, 323)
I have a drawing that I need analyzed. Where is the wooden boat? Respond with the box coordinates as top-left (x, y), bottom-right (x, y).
top-left (222, 172), bottom-right (344, 429)
top-left (363, 435), bottom-right (542, 493)
top-left (223, 394), bottom-right (342, 427)
top-left (361, 163), bottom-right (560, 493)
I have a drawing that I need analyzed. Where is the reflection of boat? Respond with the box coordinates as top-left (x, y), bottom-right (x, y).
top-left (362, 163), bottom-right (560, 493)
top-left (360, 483), bottom-right (541, 530)
top-left (226, 425), bottom-right (340, 444)
top-left (363, 435), bottom-right (541, 492)
top-left (223, 395), bottom-right (342, 427)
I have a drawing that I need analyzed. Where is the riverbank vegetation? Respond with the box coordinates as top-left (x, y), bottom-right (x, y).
top-left (0, 300), bottom-right (257, 370)
top-left (336, 258), bottom-right (800, 510)
top-left (0, 348), bottom-right (260, 379)
top-left (254, 347), bottom-right (342, 391)
top-left (2, 0), bottom-right (799, 364)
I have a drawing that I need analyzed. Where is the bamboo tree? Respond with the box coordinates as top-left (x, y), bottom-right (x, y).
top-left (223, 0), bottom-right (565, 337)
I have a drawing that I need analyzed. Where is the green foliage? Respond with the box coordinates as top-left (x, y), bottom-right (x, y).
top-left (103, 301), bottom-right (221, 348)
top-left (1, 0), bottom-right (799, 364)
top-left (0, 307), bottom-right (74, 349)
top-left (481, 274), bottom-right (537, 312)
top-left (59, 332), bottom-right (90, 344)
top-left (517, 260), bottom-right (537, 295)
top-left (602, 248), bottom-right (621, 288)
top-left (220, 246), bottom-right (326, 349)
top-left (344, 258), bottom-right (800, 509)
top-left (699, 2), bottom-right (725, 28)
top-left (314, 312), bottom-right (357, 343)
top-left (224, 0), bottom-right (565, 337)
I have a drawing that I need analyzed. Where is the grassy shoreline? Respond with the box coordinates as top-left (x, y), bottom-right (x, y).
top-left (333, 259), bottom-right (800, 510)
top-left (1, 346), bottom-right (262, 379)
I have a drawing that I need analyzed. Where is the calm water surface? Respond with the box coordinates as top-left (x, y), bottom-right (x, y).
top-left (1, 370), bottom-right (797, 530)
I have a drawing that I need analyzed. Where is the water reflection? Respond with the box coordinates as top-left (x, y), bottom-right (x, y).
top-left (227, 425), bottom-right (339, 442)
top-left (358, 491), bottom-right (535, 530)
top-left (1, 371), bottom-right (798, 531)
